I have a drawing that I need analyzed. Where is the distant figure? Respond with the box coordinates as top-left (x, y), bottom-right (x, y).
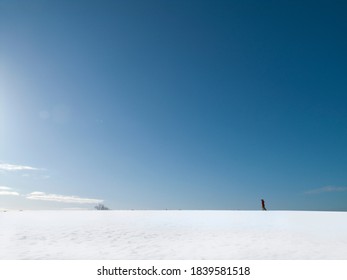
top-left (261, 199), bottom-right (267, 211)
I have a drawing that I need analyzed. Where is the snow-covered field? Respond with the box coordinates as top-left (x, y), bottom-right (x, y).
top-left (1, 210), bottom-right (347, 259)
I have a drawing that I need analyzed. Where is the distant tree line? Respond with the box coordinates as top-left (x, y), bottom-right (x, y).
top-left (95, 203), bottom-right (110, 210)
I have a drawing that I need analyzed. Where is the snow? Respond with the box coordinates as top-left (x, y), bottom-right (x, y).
top-left (1, 210), bottom-right (347, 259)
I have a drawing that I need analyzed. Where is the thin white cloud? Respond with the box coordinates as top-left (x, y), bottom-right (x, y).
top-left (0, 163), bottom-right (39, 171)
top-left (0, 186), bottom-right (19, 196)
top-left (26, 192), bottom-right (103, 204)
top-left (305, 186), bottom-right (347, 194)
top-left (29, 191), bottom-right (45, 195)
top-left (0, 191), bottom-right (20, 196)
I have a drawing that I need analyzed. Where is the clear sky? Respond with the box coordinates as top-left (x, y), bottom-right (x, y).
top-left (1, 0), bottom-right (347, 211)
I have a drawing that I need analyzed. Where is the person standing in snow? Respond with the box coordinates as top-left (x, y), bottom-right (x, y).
top-left (261, 199), bottom-right (267, 211)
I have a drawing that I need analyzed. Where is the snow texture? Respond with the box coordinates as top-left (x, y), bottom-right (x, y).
top-left (1, 210), bottom-right (347, 259)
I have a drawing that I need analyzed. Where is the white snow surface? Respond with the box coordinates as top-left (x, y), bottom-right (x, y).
top-left (1, 210), bottom-right (347, 259)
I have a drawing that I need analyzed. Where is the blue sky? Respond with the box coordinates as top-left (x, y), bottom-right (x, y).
top-left (1, 0), bottom-right (347, 210)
